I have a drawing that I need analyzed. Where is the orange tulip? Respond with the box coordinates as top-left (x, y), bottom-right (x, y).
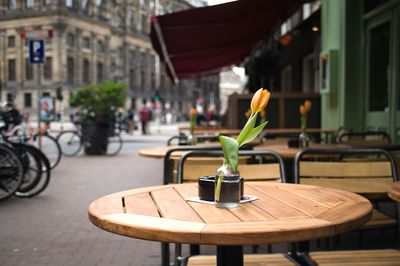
top-left (251, 88), bottom-right (270, 113)
top-left (260, 110), bottom-right (266, 118)
top-left (299, 105), bottom-right (306, 116)
top-left (304, 100), bottom-right (312, 113)
top-left (190, 108), bottom-right (196, 118)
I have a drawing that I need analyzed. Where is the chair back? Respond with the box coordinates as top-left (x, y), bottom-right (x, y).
top-left (294, 148), bottom-right (398, 198)
top-left (177, 150), bottom-right (286, 184)
top-left (339, 131), bottom-right (391, 147)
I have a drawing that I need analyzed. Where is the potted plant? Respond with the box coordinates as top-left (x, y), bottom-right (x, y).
top-left (69, 82), bottom-right (126, 155)
top-left (215, 88), bottom-right (270, 208)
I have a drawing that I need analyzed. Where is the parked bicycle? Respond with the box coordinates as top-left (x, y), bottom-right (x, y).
top-left (0, 120), bottom-right (51, 200)
top-left (57, 122), bottom-right (123, 156)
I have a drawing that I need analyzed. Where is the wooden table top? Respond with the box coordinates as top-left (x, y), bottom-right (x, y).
top-left (253, 143), bottom-right (349, 159)
top-left (88, 182), bottom-right (372, 246)
top-left (138, 144), bottom-right (221, 159)
top-left (388, 181), bottom-right (400, 202)
top-left (178, 127), bottom-right (335, 136)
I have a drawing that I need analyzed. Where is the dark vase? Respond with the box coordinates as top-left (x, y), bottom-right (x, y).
top-left (81, 121), bottom-right (109, 155)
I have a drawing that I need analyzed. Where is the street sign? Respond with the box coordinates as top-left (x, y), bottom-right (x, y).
top-left (29, 40), bottom-right (45, 64)
top-left (20, 29), bottom-right (53, 39)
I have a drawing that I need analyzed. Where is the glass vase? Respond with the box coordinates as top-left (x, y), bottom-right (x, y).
top-left (299, 131), bottom-right (310, 148)
top-left (187, 133), bottom-right (196, 145)
top-left (214, 162), bottom-right (241, 208)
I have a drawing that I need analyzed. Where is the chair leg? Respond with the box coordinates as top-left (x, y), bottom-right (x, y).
top-left (162, 242), bottom-right (170, 266)
top-left (190, 244), bottom-right (200, 255)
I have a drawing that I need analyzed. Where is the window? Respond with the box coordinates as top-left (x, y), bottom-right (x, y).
top-left (67, 57), bottom-right (74, 84)
top-left (97, 62), bottom-right (103, 83)
top-left (6, 93), bottom-right (13, 103)
top-left (44, 57), bottom-right (52, 80)
top-left (96, 0), bottom-right (102, 6)
top-left (67, 33), bottom-right (74, 47)
top-left (24, 93), bottom-right (32, 108)
top-left (25, 58), bottom-right (33, 80)
top-left (81, 0), bottom-right (88, 9)
top-left (66, 0), bottom-right (73, 8)
top-left (42, 92), bottom-right (50, 97)
top-left (9, 0), bottom-right (17, 9)
top-left (26, 0), bottom-right (34, 8)
top-left (43, 0), bottom-right (52, 5)
top-left (7, 36), bottom-right (15, 48)
top-left (96, 41), bottom-right (104, 53)
top-left (82, 37), bottom-right (90, 49)
top-left (83, 59), bottom-right (90, 83)
top-left (141, 14), bottom-right (147, 33)
top-left (8, 59), bottom-right (16, 81)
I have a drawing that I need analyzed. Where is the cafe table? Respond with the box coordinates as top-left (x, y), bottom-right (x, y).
top-left (88, 182), bottom-right (372, 266)
top-left (388, 181), bottom-right (400, 202)
top-left (138, 144), bottom-right (220, 159)
top-left (253, 143), bottom-right (349, 159)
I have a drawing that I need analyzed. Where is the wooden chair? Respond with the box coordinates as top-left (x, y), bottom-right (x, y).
top-left (338, 131), bottom-right (391, 147)
top-left (302, 249), bottom-right (400, 266)
top-left (294, 148), bottom-right (399, 249)
top-left (175, 149), bottom-right (287, 266)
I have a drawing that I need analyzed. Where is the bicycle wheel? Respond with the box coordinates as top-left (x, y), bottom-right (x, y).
top-left (15, 146), bottom-right (51, 198)
top-left (107, 134), bottom-right (123, 156)
top-left (56, 131), bottom-right (82, 156)
top-left (0, 143), bottom-right (24, 200)
top-left (10, 143), bottom-right (43, 193)
top-left (31, 133), bottom-right (62, 169)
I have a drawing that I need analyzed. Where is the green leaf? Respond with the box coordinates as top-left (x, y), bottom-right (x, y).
top-left (219, 135), bottom-right (239, 173)
top-left (236, 113), bottom-right (257, 145)
top-left (239, 121), bottom-right (269, 147)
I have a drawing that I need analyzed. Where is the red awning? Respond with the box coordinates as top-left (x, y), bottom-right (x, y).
top-left (150, 0), bottom-right (299, 83)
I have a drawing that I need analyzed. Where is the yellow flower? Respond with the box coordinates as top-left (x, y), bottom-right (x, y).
top-left (250, 88), bottom-right (270, 113)
top-left (304, 100), bottom-right (312, 113)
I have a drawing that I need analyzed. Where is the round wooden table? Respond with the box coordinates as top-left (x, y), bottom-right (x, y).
top-left (253, 143), bottom-right (349, 159)
top-left (89, 182), bottom-right (372, 266)
top-left (388, 181), bottom-right (400, 202)
top-left (138, 144), bottom-right (220, 159)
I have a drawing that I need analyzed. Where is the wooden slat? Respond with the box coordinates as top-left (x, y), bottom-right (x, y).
top-left (300, 178), bottom-right (393, 194)
top-left (342, 139), bottom-right (390, 147)
top-left (123, 192), bottom-right (160, 217)
top-left (279, 185), bottom-right (344, 208)
top-left (300, 161), bottom-right (393, 177)
top-left (251, 184), bottom-right (329, 217)
top-left (239, 164), bottom-right (281, 181)
top-left (188, 254), bottom-right (295, 266)
top-left (151, 187), bottom-right (203, 223)
top-left (245, 185), bottom-right (309, 219)
top-left (174, 184), bottom-right (241, 224)
top-left (364, 209), bottom-right (397, 228)
top-left (310, 249), bottom-right (400, 266)
top-left (102, 213), bottom-right (204, 244)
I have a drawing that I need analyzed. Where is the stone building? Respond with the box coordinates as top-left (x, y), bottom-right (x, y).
top-left (0, 0), bottom-right (220, 119)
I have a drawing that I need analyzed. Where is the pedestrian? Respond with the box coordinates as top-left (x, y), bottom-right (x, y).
top-left (139, 99), bottom-right (150, 135)
top-left (126, 108), bottom-right (135, 135)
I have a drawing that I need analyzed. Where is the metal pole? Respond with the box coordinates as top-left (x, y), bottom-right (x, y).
top-left (37, 64), bottom-right (41, 131)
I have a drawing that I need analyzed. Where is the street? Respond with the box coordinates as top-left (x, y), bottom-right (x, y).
top-left (0, 126), bottom-right (176, 266)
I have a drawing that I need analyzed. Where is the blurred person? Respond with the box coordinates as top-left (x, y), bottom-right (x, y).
top-left (139, 99), bottom-right (150, 135)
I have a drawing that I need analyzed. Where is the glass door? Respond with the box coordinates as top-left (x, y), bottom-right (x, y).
top-left (365, 8), bottom-right (400, 142)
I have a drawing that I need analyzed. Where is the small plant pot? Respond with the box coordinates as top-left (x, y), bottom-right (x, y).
top-left (215, 175), bottom-right (242, 208)
top-left (198, 176), bottom-right (244, 203)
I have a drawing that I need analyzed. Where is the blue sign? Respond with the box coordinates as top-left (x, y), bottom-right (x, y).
top-left (29, 40), bottom-right (45, 64)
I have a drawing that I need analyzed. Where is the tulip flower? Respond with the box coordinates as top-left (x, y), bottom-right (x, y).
top-left (304, 100), bottom-right (312, 113)
top-left (251, 88), bottom-right (271, 114)
top-left (299, 105), bottom-right (306, 116)
top-left (189, 107), bottom-right (197, 139)
top-left (299, 100), bottom-right (312, 131)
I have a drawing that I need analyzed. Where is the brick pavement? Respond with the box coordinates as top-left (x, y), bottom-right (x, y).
top-left (0, 132), bottom-right (173, 266)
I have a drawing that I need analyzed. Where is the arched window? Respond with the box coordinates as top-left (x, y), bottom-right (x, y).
top-left (83, 59), bottom-right (90, 83)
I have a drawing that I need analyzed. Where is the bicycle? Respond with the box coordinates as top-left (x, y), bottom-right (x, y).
top-left (8, 120), bottom-right (62, 169)
top-left (57, 122), bottom-right (123, 156)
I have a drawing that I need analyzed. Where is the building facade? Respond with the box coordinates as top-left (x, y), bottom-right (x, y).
top-left (0, 0), bottom-right (219, 119)
top-left (321, 0), bottom-right (400, 142)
